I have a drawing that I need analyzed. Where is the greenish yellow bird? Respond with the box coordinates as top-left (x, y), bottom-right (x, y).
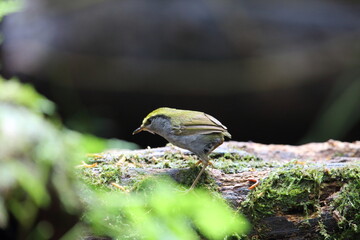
top-left (133, 107), bottom-right (231, 190)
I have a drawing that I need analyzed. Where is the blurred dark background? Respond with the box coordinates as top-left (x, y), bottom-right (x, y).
top-left (1, 0), bottom-right (359, 148)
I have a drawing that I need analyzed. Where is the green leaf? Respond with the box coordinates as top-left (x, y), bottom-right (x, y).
top-left (0, 78), bottom-right (55, 115)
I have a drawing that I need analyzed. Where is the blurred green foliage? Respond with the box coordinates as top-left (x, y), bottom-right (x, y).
top-left (0, 78), bottom-right (250, 239)
top-left (0, 78), bottom-right (138, 153)
top-left (0, 85), bottom-right (83, 238)
top-left (0, 78), bottom-right (56, 115)
top-left (84, 177), bottom-right (249, 240)
top-left (78, 132), bottom-right (138, 153)
top-left (0, 0), bottom-right (21, 20)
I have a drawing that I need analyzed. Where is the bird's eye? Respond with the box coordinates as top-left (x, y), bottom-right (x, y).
top-left (146, 118), bottom-right (153, 125)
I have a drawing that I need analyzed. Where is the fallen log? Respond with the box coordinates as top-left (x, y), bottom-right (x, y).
top-left (81, 140), bottom-right (360, 239)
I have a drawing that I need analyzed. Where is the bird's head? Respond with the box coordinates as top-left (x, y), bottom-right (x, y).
top-left (132, 108), bottom-right (175, 135)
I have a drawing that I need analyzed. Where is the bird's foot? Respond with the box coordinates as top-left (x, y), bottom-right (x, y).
top-left (195, 160), bottom-right (213, 166)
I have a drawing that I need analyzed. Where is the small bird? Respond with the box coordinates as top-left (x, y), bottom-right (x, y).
top-left (133, 107), bottom-right (231, 190)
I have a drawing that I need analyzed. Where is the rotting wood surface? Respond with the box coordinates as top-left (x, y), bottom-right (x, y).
top-left (87, 140), bottom-right (360, 239)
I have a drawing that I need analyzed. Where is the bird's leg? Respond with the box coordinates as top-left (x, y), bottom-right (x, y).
top-left (195, 160), bottom-right (213, 166)
top-left (189, 160), bottom-right (209, 190)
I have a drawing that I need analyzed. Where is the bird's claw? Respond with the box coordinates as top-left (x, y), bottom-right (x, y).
top-left (195, 160), bottom-right (213, 166)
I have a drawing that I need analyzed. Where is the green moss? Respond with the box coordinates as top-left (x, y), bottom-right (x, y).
top-left (129, 165), bottom-right (219, 192)
top-left (331, 179), bottom-right (360, 239)
top-left (241, 165), bottom-right (321, 219)
top-left (211, 152), bottom-right (269, 174)
top-left (78, 164), bottom-right (123, 190)
top-left (81, 150), bottom-right (264, 191)
top-left (239, 163), bottom-right (360, 239)
top-left (174, 166), bottom-right (218, 191)
top-left (132, 175), bottom-right (170, 192)
top-left (210, 152), bottom-right (261, 162)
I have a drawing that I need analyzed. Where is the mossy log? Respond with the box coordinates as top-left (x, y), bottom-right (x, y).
top-left (81, 140), bottom-right (360, 239)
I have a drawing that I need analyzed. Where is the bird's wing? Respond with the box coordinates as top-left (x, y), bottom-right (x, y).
top-left (172, 112), bottom-right (231, 138)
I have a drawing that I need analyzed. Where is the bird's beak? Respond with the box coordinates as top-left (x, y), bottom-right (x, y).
top-left (132, 126), bottom-right (144, 135)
